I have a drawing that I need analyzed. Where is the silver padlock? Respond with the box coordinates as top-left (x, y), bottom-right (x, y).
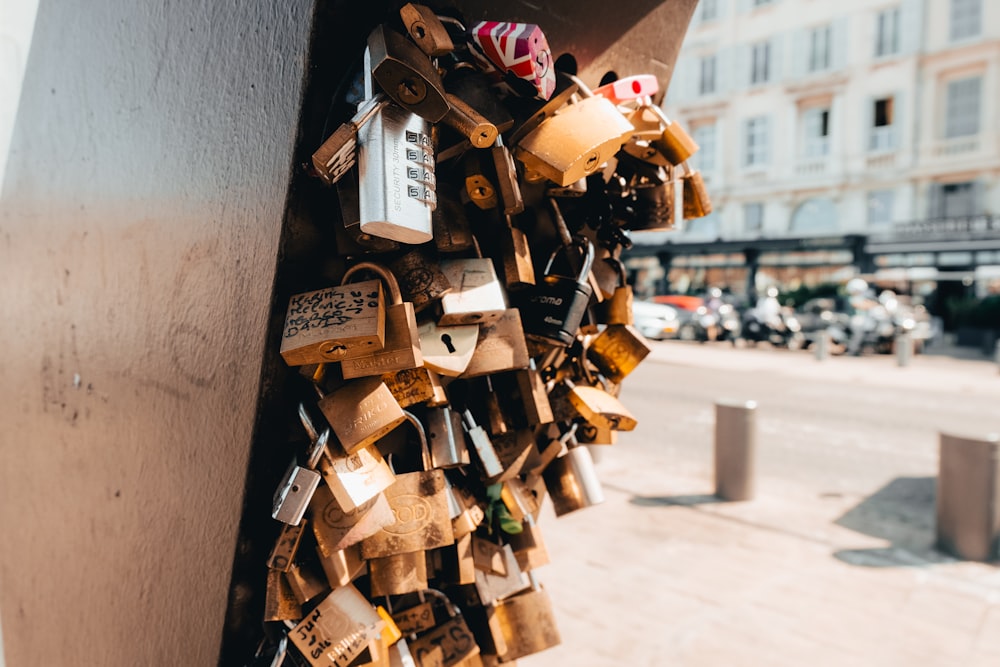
top-left (427, 405), bottom-right (472, 468)
top-left (272, 459), bottom-right (321, 526)
top-left (462, 409), bottom-right (504, 480)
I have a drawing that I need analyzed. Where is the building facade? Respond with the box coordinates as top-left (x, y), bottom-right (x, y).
top-left (633, 0), bottom-right (1000, 298)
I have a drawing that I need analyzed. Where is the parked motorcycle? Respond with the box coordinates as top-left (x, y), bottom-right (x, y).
top-left (739, 307), bottom-right (804, 349)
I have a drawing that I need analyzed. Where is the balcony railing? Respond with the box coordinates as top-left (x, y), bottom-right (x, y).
top-left (890, 215), bottom-right (998, 238)
top-left (866, 153), bottom-right (896, 170)
top-left (869, 126), bottom-right (895, 152)
top-left (795, 158), bottom-right (827, 176)
top-left (933, 136), bottom-right (979, 158)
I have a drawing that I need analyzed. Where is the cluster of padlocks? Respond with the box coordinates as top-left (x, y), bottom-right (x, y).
top-left (258, 5), bottom-right (710, 666)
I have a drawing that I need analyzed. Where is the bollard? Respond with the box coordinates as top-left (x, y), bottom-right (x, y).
top-left (936, 432), bottom-right (1000, 561)
top-left (895, 331), bottom-right (912, 367)
top-left (814, 330), bottom-right (830, 361)
top-left (714, 400), bottom-right (757, 501)
top-left (995, 339), bottom-right (1000, 374)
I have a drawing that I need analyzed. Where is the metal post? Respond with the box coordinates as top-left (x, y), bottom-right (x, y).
top-left (714, 400), bottom-right (757, 501)
top-left (815, 330), bottom-right (830, 361)
top-left (994, 339), bottom-right (1000, 374)
top-left (936, 432), bottom-right (1000, 561)
top-left (895, 331), bottom-right (913, 367)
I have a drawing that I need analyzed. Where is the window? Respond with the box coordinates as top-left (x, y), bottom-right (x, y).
top-left (929, 182), bottom-right (979, 218)
top-left (753, 0), bottom-right (773, 6)
top-left (867, 190), bottom-right (894, 226)
top-left (950, 0), bottom-right (982, 41)
top-left (751, 42), bottom-right (770, 85)
top-left (745, 203), bottom-right (764, 232)
top-left (875, 7), bottom-right (900, 57)
top-left (809, 26), bottom-right (831, 72)
top-left (692, 123), bottom-right (716, 172)
top-left (870, 97), bottom-right (895, 151)
top-left (700, 0), bottom-right (719, 21)
top-left (945, 76), bottom-right (981, 138)
top-left (699, 55), bottom-right (717, 95)
top-left (803, 107), bottom-right (830, 157)
top-left (744, 116), bottom-right (770, 167)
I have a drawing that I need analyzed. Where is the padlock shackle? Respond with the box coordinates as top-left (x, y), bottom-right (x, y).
top-left (542, 236), bottom-right (595, 286)
top-left (342, 261), bottom-right (404, 305)
top-left (402, 409), bottom-right (432, 471)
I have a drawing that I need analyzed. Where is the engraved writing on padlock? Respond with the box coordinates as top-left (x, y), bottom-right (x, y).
top-left (369, 550), bottom-right (429, 597)
top-left (382, 366), bottom-right (448, 408)
top-left (273, 461), bottom-right (322, 526)
top-left (392, 600), bottom-right (437, 635)
top-left (280, 280), bottom-right (386, 366)
top-left (268, 521), bottom-right (308, 572)
top-left (514, 96), bottom-right (634, 186)
top-left (289, 584), bottom-right (385, 667)
top-left (513, 237), bottom-right (594, 347)
top-left (311, 485), bottom-right (396, 554)
top-left (316, 444), bottom-right (396, 513)
top-left (586, 324), bottom-right (652, 384)
top-left (358, 101), bottom-right (437, 244)
top-left (409, 604), bottom-right (481, 667)
top-left (388, 247), bottom-right (452, 313)
top-left (318, 377), bottom-right (407, 455)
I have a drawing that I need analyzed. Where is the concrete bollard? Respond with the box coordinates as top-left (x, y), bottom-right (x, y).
top-left (895, 332), bottom-right (913, 367)
top-left (936, 432), bottom-right (1000, 561)
top-left (714, 400), bottom-right (757, 501)
top-left (814, 330), bottom-right (830, 361)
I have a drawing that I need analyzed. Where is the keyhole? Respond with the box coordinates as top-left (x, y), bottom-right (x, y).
top-left (291, 484), bottom-right (300, 494)
top-left (441, 334), bottom-right (456, 353)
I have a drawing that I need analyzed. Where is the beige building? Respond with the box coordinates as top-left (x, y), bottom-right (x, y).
top-left (634, 0), bottom-right (1000, 297)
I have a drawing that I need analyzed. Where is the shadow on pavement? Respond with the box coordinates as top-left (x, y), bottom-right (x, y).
top-left (832, 476), bottom-right (955, 567)
top-left (629, 494), bottom-right (724, 508)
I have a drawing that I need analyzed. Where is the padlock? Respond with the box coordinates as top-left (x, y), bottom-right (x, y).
top-left (430, 531), bottom-right (477, 586)
top-left (273, 458), bottom-right (322, 526)
top-left (319, 376), bottom-right (408, 455)
top-left (472, 536), bottom-right (508, 576)
top-left (497, 217), bottom-right (534, 289)
top-left (466, 543), bottom-right (528, 606)
top-left (426, 405), bottom-right (472, 468)
top-left (491, 138), bottom-right (524, 215)
top-left (417, 318), bottom-right (479, 377)
top-left (464, 152), bottom-right (499, 210)
top-left (339, 262), bottom-right (422, 378)
top-left (511, 361), bottom-right (554, 427)
top-left (654, 118), bottom-right (700, 166)
top-left (513, 236), bottom-right (594, 347)
top-left (388, 246), bottom-right (452, 314)
top-left (360, 412), bottom-right (455, 559)
top-left (279, 276), bottom-right (386, 366)
top-left (586, 324), bottom-right (651, 384)
top-left (477, 380), bottom-right (510, 438)
top-left (461, 309), bottom-right (530, 378)
top-left (542, 440), bottom-right (605, 517)
top-left (575, 421), bottom-right (617, 446)
top-left (682, 166), bottom-right (713, 219)
top-left (367, 25), bottom-right (498, 149)
top-left (443, 64), bottom-right (515, 136)
top-left (289, 583), bottom-right (386, 667)
top-left (592, 74), bottom-right (659, 105)
top-left (489, 576), bottom-right (561, 662)
top-left (310, 477), bottom-right (396, 555)
top-left (357, 100), bottom-right (437, 244)
top-left (592, 257), bottom-right (634, 325)
top-left (409, 592), bottom-right (482, 667)
top-left (461, 409), bottom-right (505, 481)
top-left (312, 94), bottom-right (390, 186)
top-left (469, 21), bottom-right (556, 100)
top-left (316, 440), bottom-right (396, 514)
top-left (336, 168), bottom-right (403, 254)
top-left (507, 515), bottom-right (550, 572)
top-left (382, 366), bottom-right (448, 408)
top-left (565, 379), bottom-right (638, 431)
top-left (391, 593), bottom-right (438, 636)
top-left (267, 521), bottom-right (308, 572)
top-left (489, 430), bottom-right (535, 484)
top-left (369, 550), bottom-right (429, 598)
top-left (436, 253), bottom-right (508, 326)
top-left (317, 542), bottom-right (367, 589)
top-left (449, 482), bottom-right (486, 539)
top-left (286, 562), bottom-right (329, 606)
top-left (399, 3), bottom-right (454, 57)
top-left (514, 95), bottom-right (634, 186)
top-left (432, 184), bottom-right (475, 253)
top-left (264, 569), bottom-right (304, 623)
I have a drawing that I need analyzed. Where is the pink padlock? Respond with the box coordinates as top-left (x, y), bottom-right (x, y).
top-left (593, 74), bottom-right (659, 105)
top-left (470, 21), bottom-right (556, 100)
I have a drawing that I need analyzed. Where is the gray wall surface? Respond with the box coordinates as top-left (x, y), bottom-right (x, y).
top-left (0, 1), bottom-right (315, 664)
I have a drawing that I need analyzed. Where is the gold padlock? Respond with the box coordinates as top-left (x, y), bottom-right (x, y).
top-left (542, 441), bottom-right (605, 517)
top-left (389, 246), bottom-right (453, 314)
top-left (382, 366), bottom-right (449, 409)
top-left (508, 515), bottom-right (550, 572)
top-left (285, 562), bottom-right (329, 606)
top-left (408, 591), bottom-right (482, 667)
top-left (369, 550), bottom-right (429, 597)
top-left (289, 583), bottom-right (386, 667)
top-left (489, 578), bottom-right (561, 662)
top-left (460, 309), bottom-right (530, 378)
top-left (682, 167), bottom-right (713, 219)
top-left (592, 257), bottom-right (634, 326)
top-left (315, 442), bottom-right (396, 514)
top-left (391, 594), bottom-right (438, 636)
top-left (279, 276), bottom-right (386, 366)
top-left (565, 380), bottom-right (638, 431)
top-left (498, 217), bottom-right (535, 289)
top-left (514, 94), bottom-right (634, 186)
top-left (437, 253), bottom-right (508, 326)
top-left (310, 485), bottom-right (395, 555)
top-left (340, 262), bottom-right (423, 379)
top-left (360, 412), bottom-right (456, 559)
top-left (267, 521), bottom-right (307, 572)
top-left (317, 542), bottom-right (366, 589)
top-left (318, 376), bottom-right (407, 455)
top-left (586, 324), bottom-right (652, 384)
top-left (430, 531), bottom-right (477, 586)
top-left (655, 119), bottom-right (700, 165)
top-left (433, 183), bottom-right (476, 254)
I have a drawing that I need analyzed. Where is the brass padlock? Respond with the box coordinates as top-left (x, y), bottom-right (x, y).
top-left (399, 3), bottom-right (454, 57)
top-left (542, 442), bottom-right (605, 517)
top-left (316, 440), bottom-right (396, 514)
top-left (566, 379), bottom-right (638, 431)
top-left (449, 483), bottom-right (486, 539)
top-left (310, 483), bottom-right (395, 555)
top-left (432, 184), bottom-right (475, 254)
top-left (360, 412), bottom-right (456, 559)
top-left (592, 258), bottom-right (634, 326)
top-left (317, 543), bottom-right (366, 589)
top-left (409, 591), bottom-right (482, 667)
top-left (461, 308), bottom-right (530, 378)
top-left (340, 262), bottom-right (422, 379)
top-left (491, 361), bottom-right (554, 429)
top-left (654, 118), bottom-right (700, 165)
top-left (264, 569), bottom-right (304, 623)
top-left (489, 577), bottom-right (561, 662)
top-left (369, 550), bottom-right (429, 597)
top-left (267, 521), bottom-right (308, 572)
top-left (682, 167), bottom-right (713, 219)
top-left (576, 421), bottom-right (617, 446)
top-left (514, 95), bottom-right (634, 186)
top-left (388, 246), bottom-right (452, 314)
top-left (426, 405), bottom-right (472, 468)
top-left (318, 376), bottom-right (407, 455)
top-left (489, 429), bottom-right (535, 484)
top-left (586, 324), bottom-right (651, 384)
top-left (417, 318), bottom-right (479, 377)
top-left (382, 366), bottom-right (448, 409)
top-left (465, 152), bottom-right (499, 211)
top-left (289, 583), bottom-right (386, 667)
top-left (472, 536), bottom-right (508, 576)
top-left (492, 137), bottom-right (524, 215)
top-left (498, 217), bottom-right (535, 289)
top-left (466, 543), bottom-right (528, 606)
top-left (436, 254), bottom-right (508, 326)
top-left (391, 594), bottom-right (438, 636)
top-left (279, 277), bottom-right (386, 367)
top-left (430, 531), bottom-right (477, 586)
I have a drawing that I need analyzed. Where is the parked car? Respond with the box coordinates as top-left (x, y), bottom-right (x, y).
top-left (633, 300), bottom-right (683, 340)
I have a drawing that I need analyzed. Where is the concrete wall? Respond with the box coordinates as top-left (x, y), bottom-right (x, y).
top-left (0, 1), bottom-right (315, 664)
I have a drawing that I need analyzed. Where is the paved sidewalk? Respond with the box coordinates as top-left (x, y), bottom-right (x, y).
top-left (520, 344), bottom-right (1000, 667)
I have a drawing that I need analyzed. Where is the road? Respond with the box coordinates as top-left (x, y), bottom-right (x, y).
top-left (518, 340), bottom-right (1000, 667)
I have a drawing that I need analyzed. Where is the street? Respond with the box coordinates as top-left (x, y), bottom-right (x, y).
top-left (522, 340), bottom-right (1000, 666)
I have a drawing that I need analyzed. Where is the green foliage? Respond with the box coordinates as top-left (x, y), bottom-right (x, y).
top-left (779, 283), bottom-right (842, 309)
top-left (949, 295), bottom-right (1000, 330)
